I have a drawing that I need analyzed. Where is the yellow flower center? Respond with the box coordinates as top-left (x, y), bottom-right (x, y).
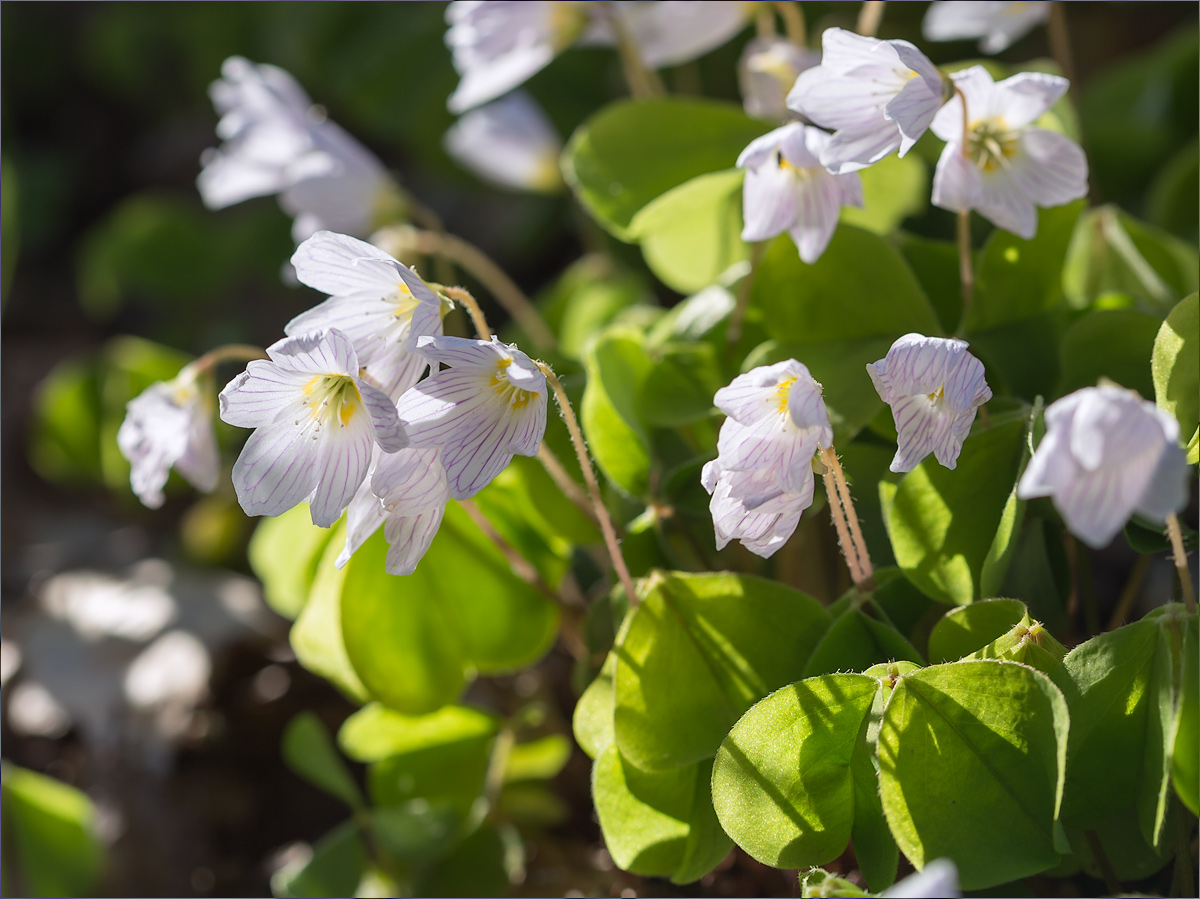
top-left (967, 120), bottom-right (1019, 173)
top-left (492, 358), bottom-right (533, 409)
top-left (303, 374), bottom-right (361, 427)
top-left (776, 376), bottom-right (798, 413)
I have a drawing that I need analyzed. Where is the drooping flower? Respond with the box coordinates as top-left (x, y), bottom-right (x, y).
top-left (397, 335), bottom-right (547, 500)
top-left (287, 231), bottom-right (444, 402)
top-left (337, 447), bottom-right (450, 576)
top-left (930, 66), bottom-right (1087, 239)
top-left (866, 334), bottom-right (992, 472)
top-left (613, 1), bottom-right (752, 69)
top-left (882, 858), bottom-right (962, 898)
top-left (1016, 385), bottom-right (1189, 549)
top-left (117, 365), bottom-right (219, 509)
top-left (444, 92), bottom-right (563, 193)
top-left (198, 57), bottom-right (403, 242)
top-left (738, 36), bottom-right (820, 122)
top-left (738, 122), bottom-right (864, 263)
top-left (701, 360), bottom-right (833, 557)
top-left (219, 329), bottom-right (408, 527)
top-left (445, 1), bottom-right (592, 113)
top-left (787, 27), bottom-right (946, 174)
top-left (923, 1), bottom-right (1050, 55)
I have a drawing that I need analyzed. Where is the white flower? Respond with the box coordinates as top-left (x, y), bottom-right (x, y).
top-left (117, 366), bottom-right (219, 509)
top-left (198, 57), bottom-right (401, 242)
top-left (701, 360), bottom-right (833, 557)
top-left (397, 335), bottom-right (547, 500)
top-left (882, 858), bottom-right (962, 898)
top-left (337, 447), bottom-right (450, 576)
top-left (287, 231), bottom-right (444, 402)
top-left (737, 122), bottom-right (863, 263)
top-left (923, 1), bottom-right (1050, 55)
top-left (445, 1), bottom-right (591, 113)
top-left (787, 27), bottom-right (946, 175)
top-left (444, 92), bottom-right (563, 193)
top-left (930, 66), bottom-right (1088, 239)
top-left (738, 37), bottom-right (820, 122)
top-left (866, 334), bottom-right (993, 472)
top-left (1016, 385), bottom-right (1190, 549)
top-left (219, 329), bottom-right (408, 527)
top-left (612, 1), bottom-right (752, 69)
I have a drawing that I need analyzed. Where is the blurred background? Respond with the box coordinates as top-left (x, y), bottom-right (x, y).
top-left (1, 2), bottom-right (1196, 896)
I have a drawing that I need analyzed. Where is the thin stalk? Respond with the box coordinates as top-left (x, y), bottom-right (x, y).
top-left (191, 343), bottom-right (267, 374)
top-left (1173, 797), bottom-right (1196, 899)
top-left (537, 443), bottom-right (601, 527)
top-left (1166, 513), bottom-right (1196, 614)
top-left (1068, 534), bottom-right (1100, 637)
top-left (755, 5), bottom-right (776, 38)
top-left (1107, 553), bottom-right (1151, 630)
top-left (956, 210), bottom-right (974, 336)
top-left (820, 446), bottom-right (874, 590)
top-left (727, 240), bottom-right (765, 347)
top-left (856, 1), bottom-right (885, 37)
top-left (773, 0), bottom-right (806, 46)
top-left (483, 726), bottom-right (516, 808)
top-left (821, 464), bottom-right (864, 586)
top-left (604, 4), bottom-right (666, 99)
top-left (401, 192), bottom-right (457, 287)
top-left (442, 285), bottom-right (492, 341)
top-left (461, 498), bottom-right (560, 606)
top-left (1047, 2), bottom-right (1078, 97)
top-left (536, 361), bottom-right (639, 608)
top-left (1083, 831), bottom-right (1122, 894)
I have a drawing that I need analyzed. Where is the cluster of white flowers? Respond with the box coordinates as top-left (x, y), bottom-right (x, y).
top-left (738, 4), bottom-right (1088, 259)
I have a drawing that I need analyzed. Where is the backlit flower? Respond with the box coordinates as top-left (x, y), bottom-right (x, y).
top-left (866, 334), bottom-right (992, 472)
top-left (930, 66), bottom-right (1087, 239)
top-left (219, 330), bottom-right (408, 527)
top-left (702, 360), bottom-right (833, 557)
top-left (198, 57), bottom-right (402, 242)
top-left (287, 231), bottom-right (444, 402)
top-left (1017, 385), bottom-right (1189, 549)
top-left (444, 92), bottom-right (563, 193)
top-left (738, 36), bottom-right (820, 122)
top-left (738, 122), bottom-right (863, 263)
top-left (613, 1), bottom-right (752, 69)
top-left (787, 28), bottom-right (945, 174)
top-left (923, 1), bottom-right (1050, 55)
top-left (397, 336), bottom-right (547, 500)
top-left (117, 365), bottom-right (219, 509)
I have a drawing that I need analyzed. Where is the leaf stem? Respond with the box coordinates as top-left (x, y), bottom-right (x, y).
top-left (536, 361), bottom-right (639, 608)
top-left (1166, 512), bottom-right (1196, 614)
top-left (956, 210), bottom-right (974, 337)
top-left (856, 1), bottom-right (885, 37)
top-left (1107, 553), bottom-right (1151, 630)
top-left (1173, 796), bottom-right (1196, 899)
top-left (537, 443), bottom-right (601, 528)
top-left (1084, 830), bottom-right (1122, 895)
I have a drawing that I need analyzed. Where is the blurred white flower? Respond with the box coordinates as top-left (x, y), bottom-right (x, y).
top-left (701, 360), bottom-right (833, 557)
top-left (287, 231), bottom-right (445, 402)
top-left (219, 329), bottom-right (408, 527)
top-left (117, 365), bottom-right (219, 509)
top-left (923, 1), bottom-right (1051, 54)
top-left (1017, 385), bottom-right (1190, 549)
top-left (198, 56), bottom-right (402, 242)
top-left (397, 335), bottom-right (547, 500)
top-left (613, 0), bottom-right (752, 69)
top-left (445, 92), bottom-right (563, 193)
top-left (882, 858), bottom-right (962, 898)
top-left (787, 27), bottom-right (946, 174)
top-left (931, 66), bottom-right (1087, 239)
top-left (738, 122), bottom-right (863, 263)
top-left (738, 36), bottom-right (820, 122)
top-left (867, 334), bottom-right (992, 472)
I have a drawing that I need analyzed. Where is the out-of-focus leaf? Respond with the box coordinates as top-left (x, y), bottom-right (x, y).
top-left (538, 255), bottom-right (653, 360)
top-left (270, 821), bottom-right (366, 899)
top-left (581, 325), bottom-right (654, 497)
top-left (1, 157), bottom-right (18, 303)
top-left (415, 825), bottom-right (511, 898)
top-left (1151, 293), bottom-right (1199, 455)
top-left (1056, 308), bottom-right (1160, 399)
top-left (1147, 138), bottom-right (1199, 244)
top-left (369, 803), bottom-right (459, 861)
top-left (249, 504), bottom-right (337, 620)
top-left (639, 341), bottom-right (723, 427)
top-left (338, 703), bottom-right (497, 764)
top-left (504, 734), bottom-right (571, 782)
top-left (841, 152), bottom-right (927, 236)
top-left (893, 232), bottom-right (962, 336)
top-left (282, 712), bottom-right (364, 809)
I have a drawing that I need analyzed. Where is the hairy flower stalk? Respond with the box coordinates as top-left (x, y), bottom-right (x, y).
top-left (820, 446), bottom-right (874, 590)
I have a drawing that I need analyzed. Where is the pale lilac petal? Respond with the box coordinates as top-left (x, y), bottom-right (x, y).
top-left (715, 359), bottom-right (814, 424)
top-left (448, 43), bottom-right (557, 114)
top-left (444, 92), bottom-right (563, 192)
top-left (788, 172), bottom-right (842, 263)
top-left (336, 466), bottom-right (388, 568)
top-left (789, 67), bottom-right (895, 137)
top-left (820, 126), bottom-right (902, 175)
top-left (1135, 441), bottom-right (1190, 523)
top-left (356, 378), bottom-right (408, 452)
top-left (414, 334), bottom-right (504, 370)
top-left (820, 27), bottom-right (891, 75)
top-left (383, 506), bottom-right (447, 575)
top-left (923, 2), bottom-right (1049, 55)
top-left (991, 71), bottom-right (1068, 129)
top-left (307, 411), bottom-right (373, 528)
top-left (621, 0), bottom-right (748, 68)
top-left (885, 72), bottom-right (944, 157)
top-left (891, 41), bottom-right (945, 100)
top-left (439, 403), bottom-right (523, 499)
top-left (218, 366), bottom-right (312, 428)
top-left (1008, 129), bottom-right (1088, 207)
top-left (883, 857), bottom-right (961, 898)
top-left (931, 145), bottom-right (982, 214)
top-left (118, 380), bottom-right (218, 508)
top-left (397, 368), bottom-right (496, 444)
top-left (737, 125), bottom-right (797, 169)
top-left (704, 464), bottom-right (810, 558)
top-left (231, 418), bottom-right (322, 520)
top-left (266, 330), bottom-right (358, 378)
top-left (739, 37), bottom-right (820, 122)
top-left (741, 162), bottom-right (799, 243)
top-left (291, 231), bottom-right (416, 298)
top-left (175, 414), bottom-right (221, 494)
top-left (977, 169), bottom-right (1039, 240)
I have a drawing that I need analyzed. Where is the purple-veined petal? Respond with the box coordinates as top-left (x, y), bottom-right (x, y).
top-left (397, 368), bottom-right (497, 445)
top-left (336, 464), bottom-right (389, 568)
top-left (231, 417), bottom-right (323, 520)
top-left (1008, 129), bottom-right (1088, 207)
top-left (931, 143), bottom-right (981, 214)
top-left (737, 125), bottom-right (797, 169)
top-left (789, 66), bottom-right (897, 138)
top-left (307, 408), bottom-right (374, 527)
top-left (384, 506), bottom-right (447, 575)
top-left (787, 170), bottom-right (842, 263)
top-left (885, 72), bottom-right (944, 156)
top-left (741, 160), bottom-right (799, 243)
top-left (977, 168), bottom-right (1039, 239)
top-left (991, 71), bottom-right (1069, 129)
top-left (219, 365), bottom-right (312, 428)
top-left (266, 329), bottom-right (359, 377)
top-left (356, 377), bottom-right (408, 452)
top-left (291, 231), bottom-right (414, 298)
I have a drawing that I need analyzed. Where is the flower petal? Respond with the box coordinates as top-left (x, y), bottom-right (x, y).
top-left (231, 418), bottom-right (322, 520)
top-left (308, 408), bottom-right (374, 527)
top-left (1008, 129), bottom-right (1088, 207)
top-left (291, 231), bottom-right (416, 298)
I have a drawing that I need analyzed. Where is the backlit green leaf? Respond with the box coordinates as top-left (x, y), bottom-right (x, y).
top-left (282, 712), bottom-right (364, 809)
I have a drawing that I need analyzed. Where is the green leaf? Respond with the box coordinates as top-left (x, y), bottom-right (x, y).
top-left (593, 747), bottom-right (731, 884)
top-left (754, 225), bottom-right (940, 345)
top-left (840, 152), bottom-right (928, 236)
top-left (1056, 308), bottom-right (1161, 399)
top-left (927, 599), bottom-right (1029, 662)
top-left (248, 504), bottom-right (336, 620)
top-left (574, 651), bottom-right (618, 762)
top-left (282, 712), bottom-right (364, 809)
top-left (966, 201), bottom-right (1084, 332)
top-left (628, 168), bottom-right (749, 294)
top-left (562, 98), bottom-right (769, 240)
top-left (415, 825), bottom-right (511, 899)
top-left (881, 415), bottom-right (1030, 605)
top-left (504, 734), bottom-right (571, 782)
top-left (1060, 605), bottom-right (1197, 848)
top-left (968, 311), bottom-right (1067, 403)
top-left (270, 821), bottom-right (366, 899)
top-left (1, 157), bottom-right (18, 303)
top-left (799, 868), bottom-right (872, 898)
top-left (537, 255), bottom-right (652, 361)
top-left (711, 674), bottom-right (880, 869)
top-left (338, 703), bottom-right (498, 763)
top-left (614, 571), bottom-right (831, 770)
top-left (369, 803), bottom-right (459, 862)
top-left (639, 341), bottom-right (724, 427)
top-left (1151, 293), bottom-right (1199, 445)
top-left (801, 595), bottom-right (923, 678)
top-left (368, 739), bottom-right (490, 822)
top-left (0, 764), bottom-right (104, 899)
top-left (290, 522), bottom-right (369, 703)
top-left (1147, 137), bottom-right (1199, 243)
top-left (1173, 627), bottom-right (1199, 815)
top-left (893, 232), bottom-right (963, 336)
top-left (581, 326), bottom-right (654, 496)
top-left (878, 661), bottom-right (1069, 890)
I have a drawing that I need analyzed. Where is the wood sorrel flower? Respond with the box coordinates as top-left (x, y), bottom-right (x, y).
top-left (738, 37), bottom-right (820, 123)
top-left (786, 27), bottom-right (945, 175)
top-left (219, 329), bottom-right (407, 527)
top-left (118, 366), bottom-right (219, 509)
top-left (1016, 385), bottom-right (1189, 549)
top-left (397, 335), bottom-right (547, 500)
top-left (444, 92), bottom-right (563, 193)
top-left (701, 360), bottom-right (834, 557)
top-left (287, 231), bottom-right (445, 403)
top-left (923, 1), bottom-right (1050, 54)
top-left (198, 57), bottom-right (402, 242)
top-left (930, 66), bottom-right (1088, 239)
top-left (867, 334), bottom-right (992, 472)
top-left (738, 122), bottom-right (864, 263)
